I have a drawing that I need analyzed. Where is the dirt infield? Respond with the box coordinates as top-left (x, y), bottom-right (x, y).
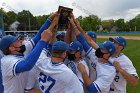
top-left (98, 36), bottom-right (140, 40)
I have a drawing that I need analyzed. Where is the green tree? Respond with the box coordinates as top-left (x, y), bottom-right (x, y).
top-left (115, 19), bottom-right (125, 31)
top-left (129, 14), bottom-right (140, 31)
top-left (7, 11), bottom-right (17, 25)
top-left (80, 15), bottom-right (101, 31)
top-left (101, 19), bottom-right (115, 31)
top-left (0, 8), bottom-right (9, 30)
top-left (36, 14), bottom-right (49, 29)
top-left (17, 10), bottom-right (37, 30)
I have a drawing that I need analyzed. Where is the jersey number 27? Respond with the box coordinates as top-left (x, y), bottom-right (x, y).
top-left (39, 72), bottom-right (56, 93)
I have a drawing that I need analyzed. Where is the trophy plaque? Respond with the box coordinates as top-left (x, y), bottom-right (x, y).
top-left (58, 6), bottom-right (73, 30)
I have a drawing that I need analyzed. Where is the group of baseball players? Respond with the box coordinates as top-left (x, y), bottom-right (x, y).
top-left (0, 11), bottom-right (139, 93)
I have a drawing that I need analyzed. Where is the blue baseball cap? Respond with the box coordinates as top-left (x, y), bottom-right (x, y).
top-left (69, 41), bottom-right (83, 52)
top-left (0, 35), bottom-right (18, 51)
top-left (52, 41), bottom-right (68, 51)
top-left (98, 41), bottom-right (116, 55)
top-left (86, 31), bottom-right (97, 39)
top-left (109, 36), bottom-right (127, 48)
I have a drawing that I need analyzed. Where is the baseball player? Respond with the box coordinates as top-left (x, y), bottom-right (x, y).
top-left (65, 41), bottom-right (89, 85)
top-left (85, 31), bottom-right (98, 81)
top-left (25, 41), bottom-right (84, 93)
top-left (69, 17), bottom-right (117, 93)
top-left (0, 12), bottom-right (58, 93)
top-left (86, 31), bottom-right (97, 43)
top-left (109, 36), bottom-right (139, 93)
top-left (0, 29), bottom-right (52, 93)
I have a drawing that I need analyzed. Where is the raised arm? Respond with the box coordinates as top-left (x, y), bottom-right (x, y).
top-left (75, 19), bottom-right (99, 50)
top-left (68, 17), bottom-right (90, 52)
top-left (15, 29), bottom-right (53, 74)
top-left (32, 12), bottom-right (57, 45)
top-left (113, 61), bottom-right (139, 86)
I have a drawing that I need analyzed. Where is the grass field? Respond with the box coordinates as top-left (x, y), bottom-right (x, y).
top-left (99, 34), bottom-right (140, 36)
top-left (97, 38), bottom-right (140, 93)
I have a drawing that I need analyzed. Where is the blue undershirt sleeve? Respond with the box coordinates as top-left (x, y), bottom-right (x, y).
top-left (87, 83), bottom-right (98, 93)
top-left (15, 40), bottom-right (48, 73)
top-left (76, 33), bottom-right (90, 52)
top-left (32, 18), bottom-right (51, 45)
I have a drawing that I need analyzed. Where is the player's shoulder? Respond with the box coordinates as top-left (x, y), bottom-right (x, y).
top-left (86, 47), bottom-right (95, 56)
top-left (117, 53), bottom-right (132, 64)
top-left (61, 65), bottom-right (77, 79)
top-left (98, 62), bottom-right (116, 73)
top-left (1, 55), bottom-right (17, 62)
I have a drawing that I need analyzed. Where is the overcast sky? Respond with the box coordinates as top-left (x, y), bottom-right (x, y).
top-left (0, 0), bottom-right (140, 21)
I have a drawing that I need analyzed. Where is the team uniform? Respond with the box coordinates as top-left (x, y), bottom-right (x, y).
top-left (76, 33), bottom-right (116, 93)
top-left (0, 18), bottom-right (52, 93)
top-left (1, 40), bottom-right (34, 93)
top-left (109, 53), bottom-right (139, 93)
top-left (25, 49), bottom-right (51, 92)
top-left (86, 47), bottom-right (116, 93)
top-left (25, 49), bottom-right (84, 93)
top-left (65, 59), bottom-right (89, 85)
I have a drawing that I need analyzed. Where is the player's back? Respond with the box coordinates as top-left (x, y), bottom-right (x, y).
top-left (35, 57), bottom-right (84, 93)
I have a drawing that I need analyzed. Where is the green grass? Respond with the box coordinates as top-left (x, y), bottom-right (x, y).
top-left (97, 39), bottom-right (140, 93)
top-left (98, 34), bottom-right (140, 36)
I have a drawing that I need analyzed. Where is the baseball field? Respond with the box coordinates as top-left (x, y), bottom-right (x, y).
top-left (97, 37), bottom-right (140, 93)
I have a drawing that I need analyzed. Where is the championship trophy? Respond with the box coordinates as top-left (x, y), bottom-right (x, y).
top-left (58, 6), bottom-right (73, 30)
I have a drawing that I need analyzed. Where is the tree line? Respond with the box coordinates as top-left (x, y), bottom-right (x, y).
top-left (1, 8), bottom-right (140, 32)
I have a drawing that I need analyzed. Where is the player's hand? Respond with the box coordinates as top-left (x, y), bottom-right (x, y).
top-left (75, 19), bottom-right (80, 26)
top-left (77, 63), bottom-right (86, 74)
top-left (48, 11), bottom-right (58, 20)
top-left (48, 13), bottom-right (60, 31)
top-left (109, 57), bottom-right (117, 65)
top-left (68, 17), bottom-right (76, 27)
top-left (41, 29), bottom-right (53, 42)
top-left (113, 61), bottom-right (123, 72)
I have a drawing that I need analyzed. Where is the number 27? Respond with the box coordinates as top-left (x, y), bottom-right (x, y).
top-left (39, 72), bottom-right (56, 93)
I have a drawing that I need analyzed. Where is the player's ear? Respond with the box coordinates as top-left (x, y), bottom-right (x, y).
top-left (62, 51), bottom-right (67, 57)
top-left (119, 46), bottom-right (124, 51)
top-left (9, 46), bottom-right (16, 51)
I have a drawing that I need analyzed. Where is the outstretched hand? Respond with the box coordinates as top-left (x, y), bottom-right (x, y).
top-left (49, 13), bottom-right (60, 31)
top-left (41, 29), bottom-right (53, 42)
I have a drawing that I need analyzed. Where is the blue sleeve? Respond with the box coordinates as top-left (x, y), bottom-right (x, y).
top-left (32, 18), bottom-right (51, 45)
top-left (87, 83), bottom-right (98, 93)
top-left (46, 43), bottom-right (52, 53)
top-left (76, 33), bottom-right (90, 52)
top-left (15, 40), bottom-right (48, 73)
top-left (0, 62), bottom-right (4, 93)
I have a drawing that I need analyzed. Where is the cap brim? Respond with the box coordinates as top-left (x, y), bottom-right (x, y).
top-left (68, 47), bottom-right (75, 51)
top-left (109, 37), bottom-right (119, 44)
top-left (109, 37), bottom-right (114, 42)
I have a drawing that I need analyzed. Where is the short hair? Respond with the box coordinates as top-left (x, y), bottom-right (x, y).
top-left (52, 50), bottom-right (66, 57)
